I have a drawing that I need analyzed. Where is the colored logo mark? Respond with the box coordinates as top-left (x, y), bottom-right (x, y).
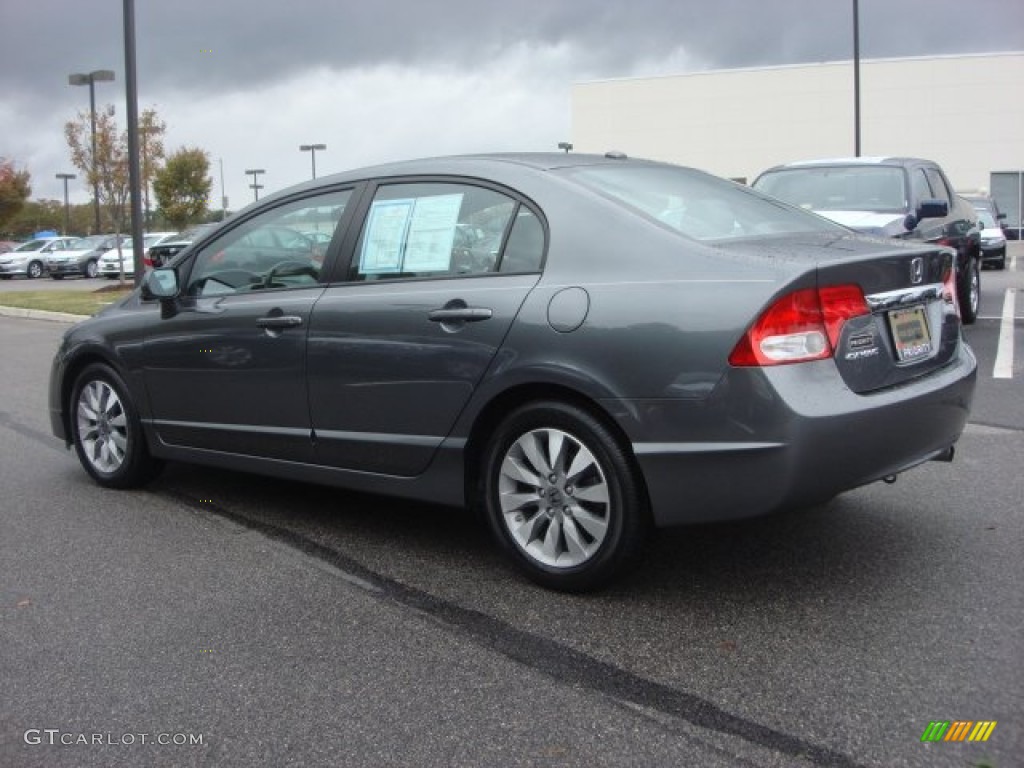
top-left (921, 721), bottom-right (997, 742)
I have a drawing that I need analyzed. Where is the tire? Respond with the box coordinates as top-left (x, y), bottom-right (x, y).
top-left (995, 250), bottom-right (1006, 271)
top-left (85, 260), bottom-right (98, 279)
top-left (26, 260), bottom-right (44, 279)
top-left (481, 401), bottom-right (648, 592)
top-left (958, 256), bottom-right (980, 325)
top-left (69, 363), bottom-right (163, 488)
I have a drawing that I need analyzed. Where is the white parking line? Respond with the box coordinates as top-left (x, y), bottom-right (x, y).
top-left (993, 289), bottom-right (1016, 379)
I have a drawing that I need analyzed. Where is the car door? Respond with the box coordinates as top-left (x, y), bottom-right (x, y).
top-left (306, 180), bottom-right (546, 476)
top-left (142, 188), bottom-right (355, 462)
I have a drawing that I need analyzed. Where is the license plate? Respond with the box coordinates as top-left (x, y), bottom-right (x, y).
top-left (888, 306), bottom-right (932, 362)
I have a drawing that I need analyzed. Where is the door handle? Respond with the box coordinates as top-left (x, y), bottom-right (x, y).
top-left (428, 307), bottom-right (493, 322)
top-left (256, 315), bottom-right (303, 329)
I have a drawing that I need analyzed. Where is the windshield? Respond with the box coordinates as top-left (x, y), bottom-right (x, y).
top-left (74, 235), bottom-right (108, 249)
top-left (561, 164), bottom-right (841, 241)
top-left (13, 239), bottom-right (50, 252)
top-left (753, 165), bottom-right (908, 213)
top-left (978, 211), bottom-right (998, 229)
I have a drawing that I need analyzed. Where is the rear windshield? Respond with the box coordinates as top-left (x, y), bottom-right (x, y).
top-left (754, 165), bottom-right (908, 213)
top-left (561, 164), bottom-right (841, 241)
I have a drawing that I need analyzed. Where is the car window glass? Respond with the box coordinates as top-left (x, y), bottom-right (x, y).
top-left (911, 169), bottom-right (933, 203)
top-left (351, 183), bottom-right (517, 281)
top-left (576, 165), bottom-right (842, 239)
top-left (753, 166), bottom-right (906, 213)
top-left (923, 168), bottom-right (950, 204)
top-left (498, 208), bottom-right (545, 273)
top-left (187, 189), bottom-right (351, 297)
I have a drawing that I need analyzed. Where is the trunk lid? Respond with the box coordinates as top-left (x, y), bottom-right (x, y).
top-left (716, 232), bottom-right (961, 393)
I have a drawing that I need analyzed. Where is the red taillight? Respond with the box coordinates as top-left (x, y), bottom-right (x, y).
top-left (941, 262), bottom-right (959, 316)
top-left (729, 284), bottom-right (870, 367)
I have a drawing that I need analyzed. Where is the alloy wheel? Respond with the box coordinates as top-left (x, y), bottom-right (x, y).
top-left (497, 427), bottom-right (611, 568)
top-left (76, 379), bottom-right (129, 474)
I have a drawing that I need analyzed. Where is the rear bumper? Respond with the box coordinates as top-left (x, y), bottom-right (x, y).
top-left (622, 342), bottom-right (977, 527)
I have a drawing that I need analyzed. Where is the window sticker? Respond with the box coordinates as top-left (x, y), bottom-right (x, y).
top-left (359, 198), bottom-right (414, 274)
top-left (403, 193), bottom-right (463, 272)
top-left (358, 192), bottom-right (465, 275)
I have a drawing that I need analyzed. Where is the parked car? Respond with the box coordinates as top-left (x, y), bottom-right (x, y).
top-left (97, 232), bottom-right (178, 279)
top-left (752, 157), bottom-right (983, 323)
top-left (961, 192), bottom-right (1008, 237)
top-left (0, 240), bottom-right (18, 253)
top-left (145, 223), bottom-right (219, 269)
top-left (45, 234), bottom-right (109, 279)
top-left (48, 153), bottom-right (977, 591)
top-left (0, 237), bottom-right (79, 279)
top-left (977, 210), bottom-right (1008, 269)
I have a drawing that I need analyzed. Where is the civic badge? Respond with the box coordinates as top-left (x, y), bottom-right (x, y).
top-left (910, 257), bottom-right (924, 285)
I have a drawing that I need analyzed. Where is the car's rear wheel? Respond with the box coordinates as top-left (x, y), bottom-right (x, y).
top-left (70, 363), bottom-right (162, 488)
top-left (85, 260), bottom-right (98, 279)
top-left (994, 250), bottom-right (1006, 271)
top-left (26, 260), bottom-right (43, 279)
top-left (958, 256), bottom-right (980, 325)
top-left (481, 401), bottom-right (648, 592)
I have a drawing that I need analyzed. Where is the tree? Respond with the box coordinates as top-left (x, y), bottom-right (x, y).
top-left (153, 147), bottom-right (212, 229)
top-left (65, 105), bottom-right (129, 233)
top-left (0, 158), bottom-right (32, 232)
top-left (138, 108), bottom-right (167, 225)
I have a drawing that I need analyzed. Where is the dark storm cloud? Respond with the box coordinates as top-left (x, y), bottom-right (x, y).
top-left (2, 0), bottom-right (1021, 103)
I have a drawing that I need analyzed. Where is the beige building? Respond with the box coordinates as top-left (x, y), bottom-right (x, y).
top-left (571, 52), bottom-right (1024, 232)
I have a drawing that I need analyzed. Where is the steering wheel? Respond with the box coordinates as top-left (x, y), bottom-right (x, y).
top-left (262, 260), bottom-right (318, 287)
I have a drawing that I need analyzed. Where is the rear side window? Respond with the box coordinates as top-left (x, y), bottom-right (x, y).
top-left (350, 182), bottom-right (528, 280)
top-left (498, 209), bottom-right (544, 273)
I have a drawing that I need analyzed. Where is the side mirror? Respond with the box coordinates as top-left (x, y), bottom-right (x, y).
top-left (916, 198), bottom-right (948, 221)
top-left (144, 267), bottom-right (179, 299)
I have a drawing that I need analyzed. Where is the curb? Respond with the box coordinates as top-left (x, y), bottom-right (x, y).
top-left (0, 305), bottom-right (84, 324)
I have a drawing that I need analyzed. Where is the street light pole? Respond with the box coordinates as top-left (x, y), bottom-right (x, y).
top-left (245, 168), bottom-right (265, 202)
top-left (299, 144), bottom-right (327, 179)
top-left (68, 69), bottom-right (115, 234)
top-left (853, 0), bottom-right (861, 157)
top-left (56, 173), bottom-right (77, 235)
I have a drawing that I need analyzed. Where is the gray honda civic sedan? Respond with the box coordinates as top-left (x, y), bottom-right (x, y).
top-left (49, 153), bottom-right (977, 591)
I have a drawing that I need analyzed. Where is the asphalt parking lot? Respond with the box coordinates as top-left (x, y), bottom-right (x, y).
top-left (1, 245), bottom-right (1021, 767)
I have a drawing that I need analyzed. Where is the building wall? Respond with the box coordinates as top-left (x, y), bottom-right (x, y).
top-left (571, 53), bottom-right (1024, 192)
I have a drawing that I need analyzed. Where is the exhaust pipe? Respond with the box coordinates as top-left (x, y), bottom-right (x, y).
top-left (883, 475), bottom-right (898, 484)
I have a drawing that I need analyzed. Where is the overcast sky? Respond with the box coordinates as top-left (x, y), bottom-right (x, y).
top-left (1, 0), bottom-right (1021, 212)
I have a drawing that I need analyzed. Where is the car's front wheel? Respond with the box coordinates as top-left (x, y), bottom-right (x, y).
top-left (70, 363), bottom-right (162, 488)
top-left (85, 260), bottom-right (98, 279)
top-left (26, 260), bottom-right (43, 279)
top-left (481, 401), bottom-right (648, 592)
top-left (959, 256), bottom-right (980, 325)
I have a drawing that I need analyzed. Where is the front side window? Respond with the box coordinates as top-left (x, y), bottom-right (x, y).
top-left (923, 168), bottom-right (951, 204)
top-left (187, 189), bottom-right (351, 296)
top-left (350, 183), bottom-right (522, 281)
top-left (910, 168), bottom-right (933, 204)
